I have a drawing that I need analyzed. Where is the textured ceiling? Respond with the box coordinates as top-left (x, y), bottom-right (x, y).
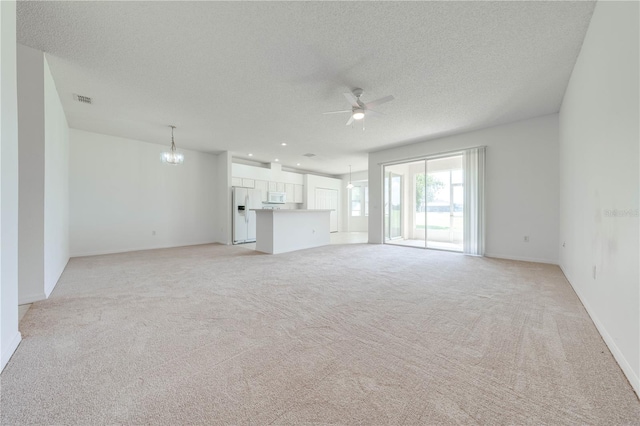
top-left (17, 1), bottom-right (595, 175)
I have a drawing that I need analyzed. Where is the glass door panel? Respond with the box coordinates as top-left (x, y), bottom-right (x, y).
top-left (384, 161), bottom-right (426, 248)
top-left (425, 155), bottom-right (463, 251)
top-left (384, 166), bottom-right (403, 243)
top-left (389, 172), bottom-right (402, 240)
top-left (452, 169), bottom-right (464, 247)
top-left (384, 171), bottom-right (390, 241)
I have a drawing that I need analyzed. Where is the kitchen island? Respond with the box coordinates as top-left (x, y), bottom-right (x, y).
top-left (252, 209), bottom-right (332, 254)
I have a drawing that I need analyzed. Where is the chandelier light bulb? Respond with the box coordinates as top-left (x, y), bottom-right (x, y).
top-left (161, 125), bottom-right (184, 165)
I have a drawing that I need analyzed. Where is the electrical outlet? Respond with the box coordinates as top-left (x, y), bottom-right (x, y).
top-left (593, 265), bottom-right (597, 279)
top-left (562, 241), bottom-right (566, 248)
top-left (524, 236), bottom-right (529, 242)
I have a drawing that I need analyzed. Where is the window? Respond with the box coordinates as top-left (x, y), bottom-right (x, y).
top-left (350, 186), bottom-right (361, 216)
top-left (350, 185), bottom-right (369, 217)
top-left (364, 186), bottom-right (369, 217)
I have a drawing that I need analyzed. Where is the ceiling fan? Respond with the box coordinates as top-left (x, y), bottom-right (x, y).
top-left (322, 88), bottom-right (394, 127)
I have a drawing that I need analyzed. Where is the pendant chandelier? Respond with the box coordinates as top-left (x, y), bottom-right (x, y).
top-left (346, 165), bottom-right (354, 189)
top-left (161, 125), bottom-right (184, 165)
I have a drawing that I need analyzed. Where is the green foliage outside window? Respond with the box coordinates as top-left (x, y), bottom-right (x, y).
top-left (415, 173), bottom-right (445, 211)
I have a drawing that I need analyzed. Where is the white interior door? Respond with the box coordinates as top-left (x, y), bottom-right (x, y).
top-left (315, 188), bottom-right (338, 232)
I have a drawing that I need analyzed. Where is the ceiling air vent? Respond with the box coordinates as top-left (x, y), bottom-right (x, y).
top-left (303, 153), bottom-right (316, 158)
top-left (73, 94), bottom-right (92, 104)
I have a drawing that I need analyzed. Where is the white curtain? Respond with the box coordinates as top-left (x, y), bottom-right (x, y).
top-left (463, 147), bottom-right (485, 255)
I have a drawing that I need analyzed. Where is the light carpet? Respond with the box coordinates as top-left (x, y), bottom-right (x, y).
top-left (1, 243), bottom-right (638, 425)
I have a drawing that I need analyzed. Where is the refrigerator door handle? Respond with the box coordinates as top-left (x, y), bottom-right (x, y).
top-left (245, 195), bottom-right (249, 223)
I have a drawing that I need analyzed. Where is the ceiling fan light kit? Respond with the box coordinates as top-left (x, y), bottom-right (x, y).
top-left (322, 88), bottom-right (395, 129)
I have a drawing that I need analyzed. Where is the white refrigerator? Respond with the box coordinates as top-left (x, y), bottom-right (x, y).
top-left (233, 187), bottom-right (262, 244)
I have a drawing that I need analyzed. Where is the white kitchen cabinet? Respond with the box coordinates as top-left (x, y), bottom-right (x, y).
top-left (254, 180), bottom-right (268, 202)
top-left (276, 182), bottom-right (285, 192)
top-left (294, 184), bottom-right (303, 203)
top-left (231, 177), bottom-right (243, 187)
top-left (242, 178), bottom-right (255, 188)
top-left (268, 181), bottom-right (277, 192)
top-left (285, 183), bottom-right (295, 202)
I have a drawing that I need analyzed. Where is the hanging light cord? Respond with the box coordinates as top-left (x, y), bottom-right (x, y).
top-left (170, 126), bottom-right (177, 152)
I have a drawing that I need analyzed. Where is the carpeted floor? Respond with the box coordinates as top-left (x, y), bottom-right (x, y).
top-left (1, 243), bottom-right (638, 425)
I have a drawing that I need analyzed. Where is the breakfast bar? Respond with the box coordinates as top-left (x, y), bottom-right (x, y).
top-left (252, 209), bottom-right (332, 254)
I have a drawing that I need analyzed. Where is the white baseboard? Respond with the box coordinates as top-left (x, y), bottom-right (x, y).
top-left (45, 257), bottom-right (69, 298)
top-left (1, 331), bottom-right (22, 372)
top-left (70, 240), bottom-right (218, 258)
top-left (44, 279), bottom-right (57, 298)
top-left (560, 265), bottom-right (640, 397)
top-left (18, 293), bottom-right (46, 305)
top-left (484, 253), bottom-right (558, 265)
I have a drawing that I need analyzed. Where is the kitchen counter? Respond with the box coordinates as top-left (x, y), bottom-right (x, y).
top-left (251, 209), bottom-right (332, 254)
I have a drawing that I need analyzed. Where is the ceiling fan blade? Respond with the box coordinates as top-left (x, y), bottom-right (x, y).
top-left (365, 95), bottom-right (395, 109)
top-left (346, 115), bottom-right (354, 126)
top-left (365, 109), bottom-right (384, 117)
top-left (343, 92), bottom-right (359, 107)
top-left (322, 110), bottom-right (351, 115)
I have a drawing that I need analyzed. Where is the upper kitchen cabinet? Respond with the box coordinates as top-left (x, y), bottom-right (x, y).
top-left (285, 183), bottom-right (295, 203)
top-left (254, 180), bottom-right (268, 202)
top-left (294, 184), bottom-right (303, 203)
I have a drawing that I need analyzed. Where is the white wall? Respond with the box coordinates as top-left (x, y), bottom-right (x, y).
top-left (43, 54), bottom-right (69, 296)
top-left (16, 45), bottom-right (70, 304)
top-left (558, 1), bottom-right (639, 394)
top-left (369, 114), bottom-right (560, 264)
top-left (17, 44), bottom-right (45, 303)
top-left (1, 0), bottom-right (22, 372)
top-left (69, 129), bottom-right (218, 256)
top-left (216, 151), bottom-right (232, 245)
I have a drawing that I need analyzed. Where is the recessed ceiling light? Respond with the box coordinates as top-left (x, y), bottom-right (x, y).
top-left (274, 158), bottom-right (279, 162)
top-left (296, 163), bottom-right (301, 166)
top-left (281, 142), bottom-right (287, 146)
top-left (248, 153), bottom-right (253, 157)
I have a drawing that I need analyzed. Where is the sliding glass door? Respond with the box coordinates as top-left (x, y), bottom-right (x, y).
top-left (383, 154), bottom-right (463, 252)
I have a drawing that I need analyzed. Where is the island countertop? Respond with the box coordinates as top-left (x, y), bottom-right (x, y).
top-left (251, 209), bottom-right (333, 213)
